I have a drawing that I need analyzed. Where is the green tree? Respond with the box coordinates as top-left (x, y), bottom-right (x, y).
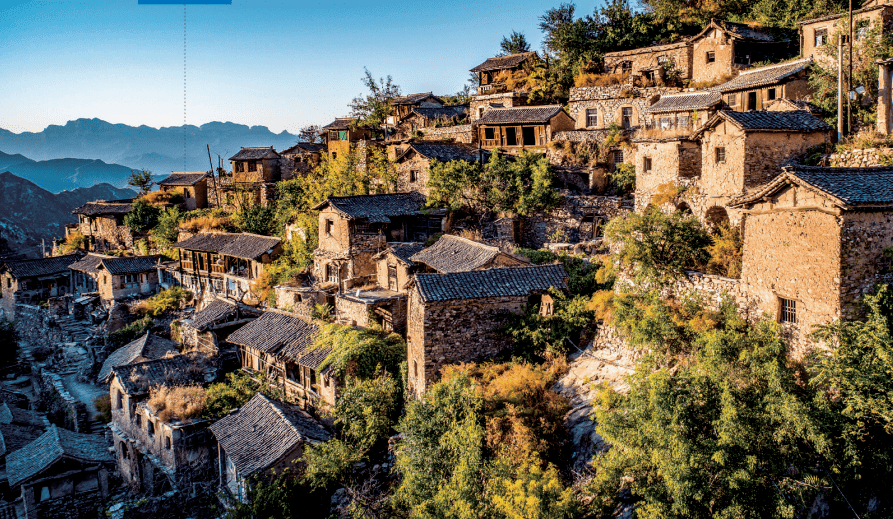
top-left (220, 469), bottom-right (304, 519)
top-left (312, 323), bottom-right (406, 382)
top-left (487, 455), bottom-right (579, 519)
top-left (349, 68), bottom-right (401, 128)
top-left (499, 31), bottom-right (530, 55)
top-left (603, 206), bottom-right (711, 284)
top-left (234, 204), bottom-right (276, 236)
top-left (203, 371), bottom-right (282, 419)
top-left (152, 206), bottom-right (182, 247)
top-left (501, 290), bottom-right (593, 360)
top-left (124, 199), bottom-right (161, 233)
top-left (127, 169), bottom-right (154, 195)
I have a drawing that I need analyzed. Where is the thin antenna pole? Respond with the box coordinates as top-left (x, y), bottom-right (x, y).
top-left (838, 34), bottom-right (844, 142)
top-left (848, 0), bottom-right (853, 134)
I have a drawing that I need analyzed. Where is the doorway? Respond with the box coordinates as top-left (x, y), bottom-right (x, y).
top-left (522, 126), bottom-right (536, 146)
top-left (505, 127), bottom-right (517, 146)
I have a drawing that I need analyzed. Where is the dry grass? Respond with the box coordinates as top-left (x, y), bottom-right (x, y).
top-left (836, 129), bottom-right (893, 152)
top-left (457, 228), bottom-right (483, 241)
top-left (142, 188), bottom-right (184, 206)
top-left (636, 126), bottom-right (694, 140)
top-left (689, 73), bottom-right (737, 90)
top-left (574, 73), bottom-right (627, 88)
top-left (179, 215), bottom-right (234, 233)
top-left (147, 384), bottom-right (207, 422)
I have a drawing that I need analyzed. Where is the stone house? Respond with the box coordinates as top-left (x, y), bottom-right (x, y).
top-left (70, 200), bottom-right (134, 252)
top-left (633, 137), bottom-right (703, 213)
top-left (469, 51), bottom-right (540, 96)
top-left (476, 105), bottom-right (575, 151)
top-left (386, 92), bottom-right (446, 137)
top-left (6, 425), bottom-right (113, 519)
top-left (108, 353), bottom-right (217, 494)
top-left (395, 106), bottom-right (469, 140)
top-left (394, 143), bottom-right (488, 195)
top-left (225, 310), bottom-right (337, 406)
top-left (713, 58), bottom-right (813, 112)
top-left (642, 91), bottom-right (723, 134)
top-left (229, 147), bottom-right (282, 184)
top-left (322, 117), bottom-right (374, 161)
top-left (765, 98), bottom-right (822, 115)
top-left (311, 192), bottom-right (442, 289)
top-left (97, 333), bottom-right (178, 384)
top-left (410, 234), bottom-right (530, 274)
top-left (689, 110), bottom-right (832, 224)
top-left (94, 255), bottom-right (161, 303)
top-left (173, 232), bottom-right (282, 303)
top-left (798, 1), bottom-right (893, 66)
top-left (157, 172), bottom-right (210, 210)
top-left (68, 253), bottom-right (110, 295)
top-left (279, 142), bottom-right (326, 179)
top-left (566, 85), bottom-right (680, 132)
top-left (0, 253), bottom-right (81, 318)
top-left (689, 19), bottom-right (794, 85)
top-left (209, 393), bottom-right (330, 503)
top-left (179, 298), bottom-right (260, 363)
top-left (729, 166), bottom-right (893, 356)
top-left (469, 91), bottom-right (530, 122)
top-left (372, 243), bottom-right (424, 293)
top-left (603, 41), bottom-right (693, 83)
top-left (406, 264), bottom-right (568, 396)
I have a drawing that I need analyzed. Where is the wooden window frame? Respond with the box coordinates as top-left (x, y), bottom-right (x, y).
top-left (644, 157), bottom-right (652, 172)
top-left (586, 108), bottom-right (598, 127)
top-left (706, 51), bottom-right (716, 63)
top-left (715, 147), bottom-right (726, 163)
top-left (779, 297), bottom-right (797, 324)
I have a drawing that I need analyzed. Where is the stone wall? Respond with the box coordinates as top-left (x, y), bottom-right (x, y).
top-left (691, 30), bottom-right (737, 84)
top-left (567, 86), bottom-right (682, 131)
top-left (839, 211), bottom-right (893, 320)
top-left (634, 139), bottom-right (702, 212)
top-left (516, 195), bottom-right (629, 247)
top-left (824, 147), bottom-right (893, 167)
top-left (35, 369), bottom-right (90, 432)
top-left (604, 42), bottom-right (693, 79)
top-left (396, 154), bottom-right (432, 195)
top-left (420, 124), bottom-right (474, 144)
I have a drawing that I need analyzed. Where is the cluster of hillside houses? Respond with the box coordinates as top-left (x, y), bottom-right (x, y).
top-left (5, 8), bottom-right (893, 517)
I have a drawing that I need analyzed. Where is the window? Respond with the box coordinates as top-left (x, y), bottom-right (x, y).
top-left (339, 130), bottom-right (347, 141)
top-left (39, 487), bottom-right (50, 502)
top-left (409, 170), bottom-right (419, 183)
top-left (620, 60), bottom-right (632, 72)
top-left (728, 93), bottom-right (737, 106)
top-left (522, 126), bottom-right (536, 146)
top-left (135, 413), bottom-right (142, 427)
top-left (747, 91), bottom-right (758, 110)
top-left (644, 157), bottom-right (652, 172)
top-left (248, 161), bottom-right (257, 172)
top-left (116, 390), bottom-right (123, 410)
top-left (815, 28), bottom-right (828, 47)
top-left (484, 127), bottom-right (495, 140)
top-left (331, 152), bottom-right (337, 160)
top-left (715, 147), bottom-right (726, 163)
top-left (612, 150), bottom-right (624, 165)
top-left (706, 51), bottom-right (716, 63)
top-left (586, 108), bottom-right (597, 127)
top-left (657, 55), bottom-right (668, 65)
top-left (165, 436), bottom-right (171, 449)
top-left (413, 360), bottom-right (418, 378)
top-left (505, 127), bottom-right (518, 146)
top-left (780, 297), bottom-right (797, 324)
top-left (677, 115), bottom-right (690, 128)
top-left (326, 263), bottom-right (338, 284)
top-left (857, 20), bottom-right (870, 40)
top-left (325, 219), bottom-right (334, 235)
top-left (147, 420), bottom-right (155, 437)
top-left (621, 107), bottom-right (633, 129)
top-left (768, 88), bottom-right (777, 100)
top-left (660, 117), bottom-right (671, 130)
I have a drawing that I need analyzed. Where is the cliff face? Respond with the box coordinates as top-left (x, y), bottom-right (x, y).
top-left (0, 171), bottom-right (135, 257)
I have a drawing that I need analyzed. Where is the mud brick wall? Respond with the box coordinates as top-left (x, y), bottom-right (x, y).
top-left (420, 124), bottom-right (473, 144)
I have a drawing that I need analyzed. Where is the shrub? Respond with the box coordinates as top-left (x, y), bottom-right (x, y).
top-left (94, 394), bottom-right (112, 422)
top-left (59, 231), bottom-right (87, 253)
top-left (106, 316), bottom-right (153, 349)
top-left (142, 188), bottom-right (184, 206)
top-left (136, 287), bottom-right (190, 317)
top-left (704, 223), bottom-right (742, 278)
top-left (152, 207), bottom-right (183, 247)
top-left (574, 72), bottom-right (626, 87)
top-left (124, 199), bottom-right (161, 232)
top-left (611, 162), bottom-right (636, 194)
top-left (588, 289), bottom-right (615, 322)
top-left (233, 204), bottom-right (277, 236)
top-left (147, 384), bottom-right (207, 422)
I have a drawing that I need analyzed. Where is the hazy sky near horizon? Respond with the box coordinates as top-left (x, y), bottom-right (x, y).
top-left (0, 0), bottom-right (600, 135)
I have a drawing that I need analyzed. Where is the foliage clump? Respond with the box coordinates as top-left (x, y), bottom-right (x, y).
top-left (136, 286), bottom-right (190, 317)
top-left (147, 384), bottom-right (207, 422)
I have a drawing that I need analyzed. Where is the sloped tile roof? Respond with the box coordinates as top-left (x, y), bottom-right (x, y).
top-left (98, 333), bottom-right (178, 383)
top-left (714, 58), bottom-right (811, 92)
top-left (731, 166), bottom-right (893, 208)
top-left (225, 311), bottom-right (329, 369)
top-left (604, 41), bottom-right (689, 58)
top-left (373, 243), bottom-right (425, 265)
top-left (189, 299), bottom-right (242, 332)
top-left (693, 110), bottom-right (832, 138)
top-left (3, 253), bottom-right (83, 279)
top-left (228, 147), bottom-right (280, 161)
top-left (692, 19), bottom-right (781, 42)
top-left (311, 192), bottom-right (427, 223)
top-left (111, 353), bottom-right (211, 396)
top-left (98, 255), bottom-right (160, 275)
top-left (410, 106), bottom-right (467, 120)
top-left (68, 253), bottom-right (111, 274)
top-left (322, 117), bottom-right (358, 130)
top-left (645, 91), bottom-right (722, 114)
top-left (7, 425), bottom-right (113, 487)
top-left (797, 3), bottom-right (890, 25)
top-left (414, 264), bottom-right (567, 302)
top-left (280, 142), bottom-right (326, 155)
top-left (765, 98), bottom-right (821, 115)
top-left (470, 52), bottom-right (537, 72)
top-left (174, 232), bottom-right (281, 260)
top-left (209, 393), bottom-right (330, 477)
top-left (476, 105), bottom-right (565, 125)
top-left (72, 201), bottom-right (133, 216)
top-left (0, 423), bottom-right (44, 455)
top-left (391, 92), bottom-right (443, 105)
top-left (396, 143), bottom-right (488, 164)
top-left (157, 172), bottom-right (209, 186)
top-left (410, 235), bottom-right (512, 274)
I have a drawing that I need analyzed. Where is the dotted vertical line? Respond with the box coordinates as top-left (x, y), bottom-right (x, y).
top-left (183, 2), bottom-right (187, 171)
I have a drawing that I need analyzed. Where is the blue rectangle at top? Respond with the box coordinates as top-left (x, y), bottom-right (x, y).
top-left (139, 0), bottom-right (231, 4)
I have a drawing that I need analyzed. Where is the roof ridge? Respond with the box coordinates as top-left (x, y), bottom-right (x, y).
top-left (738, 57), bottom-right (811, 76)
top-left (258, 393), bottom-right (305, 440)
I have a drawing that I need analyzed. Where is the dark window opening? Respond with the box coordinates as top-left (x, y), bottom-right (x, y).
top-left (248, 161), bottom-right (257, 172)
top-left (747, 91), bottom-right (758, 110)
top-left (620, 60), bottom-right (632, 71)
top-left (621, 107), bottom-right (633, 129)
top-left (325, 219), bottom-right (334, 235)
top-left (484, 127), bottom-right (495, 140)
top-left (780, 298), bottom-right (797, 324)
top-left (706, 51), bottom-right (716, 63)
top-left (644, 157), bottom-right (652, 172)
top-left (768, 88), bottom-right (777, 100)
top-left (410, 170), bottom-right (419, 183)
top-left (715, 147), bottom-right (726, 163)
top-left (505, 127), bottom-right (518, 146)
top-left (522, 126), bottom-right (536, 146)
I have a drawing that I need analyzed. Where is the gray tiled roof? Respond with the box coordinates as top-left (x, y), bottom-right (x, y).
top-left (3, 253), bottom-right (83, 279)
top-left (98, 333), bottom-right (178, 383)
top-left (391, 92), bottom-right (443, 105)
top-left (311, 192), bottom-right (427, 223)
top-left (0, 403), bottom-right (12, 425)
top-left (693, 110), bottom-right (832, 138)
top-left (174, 233), bottom-right (281, 260)
top-left (7, 425), bottom-right (113, 487)
top-left (0, 423), bottom-right (44, 455)
top-left (99, 255), bottom-right (160, 275)
top-left (414, 264), bottom-right (568, 302)
top-left (732, 166), bottom-right (893, 208)
top-left (714, 58), bottom-right (811, 92)
top-left (322, 118), bottom-right (357, 130)
top-left (228, 147), bottom-right (280, 161)
top-left (693, 19), bottom-right (781, 42)
top-left (470, 52), bottom-right (537, 72)
top-left (209, 393), bottom-right (330, 477)
top-left (765, 98), bottom-right (821, 114)
top-left (645, 91), bottom-right (722, 114)
top-left (225, 311), bottom-right (329, 369)
top-left (111, 353), bottom-right (210, 396)
top-left (280, 142), bottom-right (326, 155)
top-left (374, 243), bottom-right (425, 265)
top-left (68, 253), bottom-right (111, 274)
top-left (189, 299), bottom-right (242, 332)
top-left (71, 201), bottom-right (133, 216)
top-left (604, 41), bottom-right (689, 58)
top-left (476, 105), bottom-right (565, 125)
top-left (397, 143), bottom-right (488, 164)
top-left (410, 106), bottom-right (467, 120)
top-left (797, 3), bottom-right (890, 25)
top-left (410, 235), bottom-right (521, 274)
top-left (157, 172), bottom-right (209, 186)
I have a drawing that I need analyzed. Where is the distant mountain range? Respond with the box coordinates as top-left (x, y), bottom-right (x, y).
top-left (0, 171), bottom-right (136, 257)
top-left (0, 118), bottom-right (302, 190)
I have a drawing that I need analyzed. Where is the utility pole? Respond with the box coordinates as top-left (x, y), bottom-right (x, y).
top-left (848, 0), bottom-right (853, 135)
top-left (838, 34), bottom-right (845, 142)
top-left (207, 144), bottom-right (221, 208)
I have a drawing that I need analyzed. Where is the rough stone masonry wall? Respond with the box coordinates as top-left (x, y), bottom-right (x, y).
top-left (742, 131), bottom-right (829, 189)
top-left (35, 369), bottom-right (89, 432)
top-left (518, 195), bottom-right (628, 247)
top-left (838, 210), bottom-right (893, 320)
top-left (396, 154), bottom-right (432, 195)
top-left (420, 124), bottom-right (474, 144)
top-left (824, 147), bottom-right (893, 167)
top-left (567, 85), bottom-right (681, 130)
top-left (634, 140), bottom-right (702, 212)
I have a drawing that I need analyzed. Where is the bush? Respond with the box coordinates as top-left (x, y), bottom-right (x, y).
top-left (574, 72), bottom-right (626, 87)
top-left (234, 204), bottom-right (277, 236)
top-left (94, 394), bottom-right (112, 422)
top-left (704, 223), bottom-right (742, 278)
top-left (313, 323), bottom-right (406, 382)
top-left (142, 188), bottom-right (184, 206)
top-left (106, 316), bottom-right (153, 349)
top-left (59, 231), bottom-right (87, 253)
top-left (136, 287), bottom-right (190, 317)
top-left (147, 384), bottom-right (207, 422)
top-left (611, 162), bottom-right (635, 194)
top-left (124, 199), bottom-right (161, 232)
top-left (152, 207), bottom-right (183, 247)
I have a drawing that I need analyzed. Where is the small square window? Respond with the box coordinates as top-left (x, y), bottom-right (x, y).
top-left (644, 157), bottom-right (652, 172)
top-left (780, 298), bottom-right (797, 324)
top-left (484, 127), bottom-right (495, 140)
top-left (325, 219), bottom-right (334, 235)
top-left (768, 88), bottom-right (777, 100)
top-left (410, 170), bottom-right (419, 183)
top-left (586, 108), bottom-right (598, 127)
top-left (621, 60), bottom-right (632, 71)
top-left (815, 28), bottom-right (828, 47)
top-left (715, 147), bottom-right (726, 163)
top-left (728, 93), bottom-right (737, 106)
top-left (706, 51), bottom-right (716, 63)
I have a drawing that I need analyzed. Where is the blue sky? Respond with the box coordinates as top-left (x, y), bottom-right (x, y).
top-left (0, 0), bottom-right (601, 135)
